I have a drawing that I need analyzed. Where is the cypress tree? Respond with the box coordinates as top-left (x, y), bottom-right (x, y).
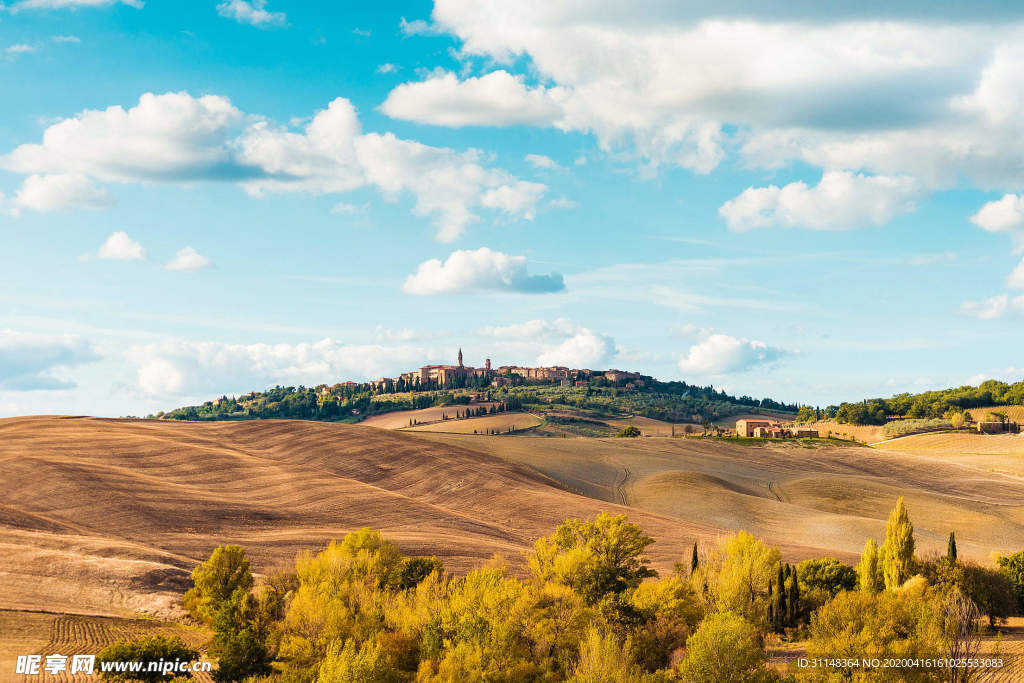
top-left (947, 532), bottom-right (957, 562)
top-left (690, 542), bottom-right (699, 574)
top-left (774, 565), bottom-right (787, 631)
top-left (788, 567), bottom-right (800, 625)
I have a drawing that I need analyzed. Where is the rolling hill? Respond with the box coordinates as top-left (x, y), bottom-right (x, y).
top-left (0, 416), bottom-right (727, 622)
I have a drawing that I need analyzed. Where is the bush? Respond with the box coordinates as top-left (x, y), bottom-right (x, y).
top-left (676, 612), bottom-right (777, 683)
top-left (616, 425), bottom-right (642, 438)
top-left (97, 635), bottom-right (199, 682)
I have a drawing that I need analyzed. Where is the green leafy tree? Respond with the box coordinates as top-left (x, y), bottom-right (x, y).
top-left (997, 550), bottom-right (1024, 613)
top-left (528, 513), bottom-right (656, 603)
top-left (214, 627), bottom-right (272, 682)
top-left (882, 497), bottom-right (915, 590)
top-left (399, 556), bottom-right (444, 590)
top-left (97, 635), bottom-right (199, 682)
top-left (947, 532), bottom-right (957, 562)
top-left (184, 545), bottom-right (254, 625)
top-left (615, 425), bottom-right (641, 438)
top-left (797, 557), bottom-right (857, 610)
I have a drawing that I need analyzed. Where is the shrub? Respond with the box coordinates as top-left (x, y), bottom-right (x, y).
top-left (675, 612), bottom-right (777, 683)
top-left (616, 425), bottom-right (642, 438)
top-left (881, 418), bottom-right (952, 438)
top-left (97, 635), bottom-right (199, 682)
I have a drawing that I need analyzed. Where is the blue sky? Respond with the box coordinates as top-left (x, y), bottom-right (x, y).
top-left (3, 0), bottom-right (1024, 416)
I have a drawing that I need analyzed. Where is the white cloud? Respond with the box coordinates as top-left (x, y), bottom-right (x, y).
top-left (0, 330), bottom-right (99, 391)
top-left (128, 338), bottom-right (432, 397)
top-left (353, 133), bottom-right (545, 241)
top-left (2, 92), bottom-right (545, 240)
top-left (399, 17), bottom-right (446, 37)
top-left (5, 44), bottom-right (35, 54)
top-left (216, 0), bottom-right (285, 27)
top-left (376, 63), bottom-right (399, 74)
top-left (11, 0), bottom-right (142, 10)
top-left (477, 318), bottom-right (577, 339)
top-left (382, 70), bottom-right (564, 128)
top-left (97, 231), bottom-right (145, 260)
top-left (7, 173), bottom-right (113, 213)
top-left (971, 193), bottom-right (1024, 250)
top-left (536, 328), bottom-right (615, 368)
top-left (402, 247), bottom-right (565, 294)
top-left (525, 153), bottom-right (563, 170)
top-left (386, 3), bottom-right (1024, 188)
top-left (165, 246), bottom-right (211, 271)
top-left (52, 35), bottom-right (80, 43)
top-left (677, 333), bottom-right (789, 375)
top-left (719, 171), bottom-right (921, 231)
top-left (960, 293), bottom-right (1024, 319)
top-left (3, 91), bottom-right (244, 183)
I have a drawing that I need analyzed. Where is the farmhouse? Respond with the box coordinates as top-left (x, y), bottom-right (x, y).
top-left (736, 419), bottom-right (819, 439)
top-left (735, 419), bottom-right (778, 437)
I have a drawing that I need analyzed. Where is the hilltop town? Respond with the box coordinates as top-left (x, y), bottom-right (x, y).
top-left (370, 348), bottom-right (642, 391)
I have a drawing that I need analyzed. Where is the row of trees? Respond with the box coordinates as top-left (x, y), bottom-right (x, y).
top-left (818, 379), bottom-right (1024, 425)
top-left (98, 503), bottom-right (1024, 681)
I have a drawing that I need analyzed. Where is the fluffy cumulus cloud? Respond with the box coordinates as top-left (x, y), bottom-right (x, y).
top-left (165, 246), bottom-right (211, 271)
top-left (6, 173), bottom-right (112, 214)
top-left (129, 338), bottom-right (431, 397)
top-left (0, 330), bottom-right (100, 390)
top-left (971, 194), bottom-right (1024, 250)
top-left (3, 92), bottom-right (245, 183)
top-left (719, 171), bottom-right (922, 231)
top-left (97, 231), bottom-right (145, 260)
top-left (677, 333), bottom-right (788, 375)
top-left (1, 92), bottom-right (545, 241)
top-left (536, 328), bottom-right (615, 368)
top-left (960, 293), bottom-right (1024, 319)
top-left (216, 0), bottom-right (285, 27)
top-left (402, 247), bottom-right (565, 294)
top-left (381, 71), bottom-right (564, 128)
top-left (387, 3), bottom-right (1024, 195)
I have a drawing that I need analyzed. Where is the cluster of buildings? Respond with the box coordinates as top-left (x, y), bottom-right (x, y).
top-left (735, 419), bottom-right (819, 439)
top-left (370, 349), bottom-right (643, 391)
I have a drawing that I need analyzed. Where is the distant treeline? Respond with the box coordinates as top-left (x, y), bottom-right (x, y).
top-left (808, 379), bottom-right (1024, 426)
top-left (156, 375), bottom-right (796, 424)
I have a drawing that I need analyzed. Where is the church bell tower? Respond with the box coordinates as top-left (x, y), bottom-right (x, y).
top-left (458, 348), bottom-right (463, 367)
